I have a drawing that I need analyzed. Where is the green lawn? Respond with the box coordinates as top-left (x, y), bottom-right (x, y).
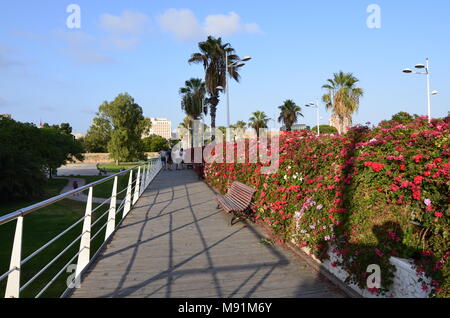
top-left (97, 162), bottom-right (142, 173)
top-left (78, 173), bottom-right (132, 200)
top-left (0, 179), bottom-right (114, 298)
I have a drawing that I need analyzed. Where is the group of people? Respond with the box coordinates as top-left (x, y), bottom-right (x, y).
top-left (159, 148), bottom-right (186, 171)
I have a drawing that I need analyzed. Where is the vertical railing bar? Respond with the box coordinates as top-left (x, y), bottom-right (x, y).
top-left (75, 187), bottom-right (92, 278)
top-left (105, 176), bottom-right (118, 241)
top-left (4, 216), bottom-right (23, 298)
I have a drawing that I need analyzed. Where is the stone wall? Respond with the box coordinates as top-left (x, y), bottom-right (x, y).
top-left (298, 244), bottom-right (431, 298)
top-left (72, 153), bottom-right (159, 164)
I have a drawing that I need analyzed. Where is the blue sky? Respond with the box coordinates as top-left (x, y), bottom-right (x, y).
top-left (0, 0), bottom-right (449, 134)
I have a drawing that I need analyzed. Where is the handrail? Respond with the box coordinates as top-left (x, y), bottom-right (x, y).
top-left (0, 160), bottom-right (154, 226)
top-left (0, 157), bottom-right (163, 298)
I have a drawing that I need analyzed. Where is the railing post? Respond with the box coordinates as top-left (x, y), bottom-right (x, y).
top-left (5, 216), bottom-right (23, 298)
top-left (140, 165), bottom-right (146, 196)
top-left (76, 187), bottom-right (93, 278)
top-left (146, 162), bottom-right (151, 187)
top-left (123, 170), bottom-right (133, 218)
top-left (105, 176), bottom-right (118, 241)
top-left (132, 167), bottom-right (141, 205)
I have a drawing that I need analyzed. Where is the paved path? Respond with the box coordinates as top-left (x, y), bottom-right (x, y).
top-left (57, 177), bottom-right (122, 205)
top-left (57, 163), bottom-right (115, 177)
top-left (70, 170), bottom-right (345, 298)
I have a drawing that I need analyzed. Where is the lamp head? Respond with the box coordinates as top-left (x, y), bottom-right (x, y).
top-left (403, 68), bottom-right (413, 74)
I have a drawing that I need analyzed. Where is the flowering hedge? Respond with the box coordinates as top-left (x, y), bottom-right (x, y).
top-left (205, 116), bottom-right (450, 297)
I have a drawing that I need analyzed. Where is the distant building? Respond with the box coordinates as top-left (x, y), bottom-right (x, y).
top-left (73, 132), bottom-right (85, 140)
top-left (171, 131), bottom-right (179, 139)
top-left (280, 124), bottom-right (310, 131)
top-left (1, 114), bottom-right (12, 119)
top-left (147, 118), bottom-right (172, 140)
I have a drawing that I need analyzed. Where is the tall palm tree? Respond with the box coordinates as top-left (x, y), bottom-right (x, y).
top-left (179, 78), bottom-right (207, 148)
top-left (248, 111), bottom-right (270, 138)
top-left (188, 36), bottom-right (244, 136)
top-left (322, 71), bottom-right (364, 134)
top-left (278, 99), bottom-right (303, 131)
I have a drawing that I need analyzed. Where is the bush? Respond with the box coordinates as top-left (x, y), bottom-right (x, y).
top-left (205, 115), bottom-right (450, 297)
top-left (311, 125), bottom-right (338, 135)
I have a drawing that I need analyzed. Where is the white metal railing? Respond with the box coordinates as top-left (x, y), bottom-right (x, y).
top-left (0, 158), bottom-right (162, 298)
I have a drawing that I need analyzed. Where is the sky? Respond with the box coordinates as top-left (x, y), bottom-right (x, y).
top-left (0, 0), bottom-right (449, 134)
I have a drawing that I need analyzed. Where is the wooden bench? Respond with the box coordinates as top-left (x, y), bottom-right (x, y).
top-left (215, 181), bottom-right (256, 225)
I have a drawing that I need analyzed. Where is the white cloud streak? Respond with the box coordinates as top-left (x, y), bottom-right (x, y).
top-left (158, 9), bottom-right (262, 41)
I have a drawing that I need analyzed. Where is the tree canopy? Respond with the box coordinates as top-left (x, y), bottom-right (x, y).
top-left (0, 117), bottom-right (84, 202)
top-left (87, 93), bottom-right (151, 163)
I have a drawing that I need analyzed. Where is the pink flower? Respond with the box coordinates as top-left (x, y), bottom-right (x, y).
top-left (424, 199), bottom-right (432, 206)
top-left (374, 248), bottom-right (384, 257)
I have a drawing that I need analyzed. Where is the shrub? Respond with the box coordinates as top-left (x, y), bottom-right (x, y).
top-left (205, 115), bottom-right (450, 297)
top-left (311, 124), bottom-right (338, 135)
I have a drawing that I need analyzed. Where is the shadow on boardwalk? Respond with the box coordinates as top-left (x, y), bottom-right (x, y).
top-left (70, 170), bottom-right (346, 298)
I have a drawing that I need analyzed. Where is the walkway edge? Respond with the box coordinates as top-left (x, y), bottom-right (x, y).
top-left (204, 181), bottom-right (360, 299)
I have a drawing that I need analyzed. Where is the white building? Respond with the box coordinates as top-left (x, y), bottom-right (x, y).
top-left (148, 118), bottom-right (172, 140)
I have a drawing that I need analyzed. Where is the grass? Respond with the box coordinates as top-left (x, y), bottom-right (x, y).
top-left (97, 162), bottom-right (142, 173)
top-left (0, 178), bottom-right (116, 298)
top-left (78, 172), bottom-right (132, 200)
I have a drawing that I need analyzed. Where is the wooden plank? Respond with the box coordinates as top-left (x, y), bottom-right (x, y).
top-left (70, 170), bottom-right (345, 298)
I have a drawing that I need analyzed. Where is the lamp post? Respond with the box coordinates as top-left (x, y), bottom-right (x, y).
top-left (219, 54), bottom-right (251, 141)
top-left (402, 58), bottom-right (438, 123)
top-left (305, 101), bottom-right (320, 136)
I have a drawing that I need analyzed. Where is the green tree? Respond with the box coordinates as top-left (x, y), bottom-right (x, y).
top-left (322, 71), bottom-right (364, 134)
top-left (94, 93), bottom-right (150, 164)
top-left (189, 36), bottom-right (245, 135)
top-left (179, 78), bottom-right (207, 148)
top-left (83, 115), bottom-right (112, 152)
top-left (235, 120), bottom-right (247, 130)
top-left (0, 117), bottom-right (84, 201)
top-left (40, 127), bottom-right (84, 178)
top-left (278, 99), bottom-right (303, 131)
top-left (311, 124), bottom-right (338, 135)
top-left (248, 111), bottom-right (270, 138)
top-left (142, 135), bottom-right (169, 152)
top-left (391, 111), bottom-right (416, 124)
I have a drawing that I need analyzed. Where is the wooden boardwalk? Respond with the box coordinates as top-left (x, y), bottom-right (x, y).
top-left (70, 170), bottom-right (346, 298)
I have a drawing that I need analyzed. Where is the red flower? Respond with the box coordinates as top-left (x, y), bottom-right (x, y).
top-left (434, 212), bottom-right (443, 218)
top-left (414, 176), bottom-right (424, 185)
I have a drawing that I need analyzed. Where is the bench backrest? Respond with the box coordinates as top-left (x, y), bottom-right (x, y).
top-left (227, 181), bottom-right (256, 206)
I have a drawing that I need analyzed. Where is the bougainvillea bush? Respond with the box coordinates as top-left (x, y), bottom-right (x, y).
top-left (205, 116), bottom-right (449, 297)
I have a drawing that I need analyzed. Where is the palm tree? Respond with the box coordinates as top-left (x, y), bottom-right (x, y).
top-left (188, 36), bottom-right (244, 136)
top-left (278, 99), bottom-right (303, 131)
top-left (179, 78), bottom-right (207, 148)
top-left (248, 111), bottom-right (270, 138)
top-left (322, 71), bottom-right (364, 134)
top-left (235, 120), bottom-right (247, 130)
top-left (180, 78), bottom-right (206, 119)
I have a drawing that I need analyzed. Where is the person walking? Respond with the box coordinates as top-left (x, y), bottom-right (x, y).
top-left (166, 148), bottom-right (173, 171)
top-left (73, 180), bottom-right (79, 197)
top-left (160, 149), bottom-right (167, 170)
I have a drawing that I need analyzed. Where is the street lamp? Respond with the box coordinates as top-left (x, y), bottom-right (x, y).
top-left (223, 53), bottom-right (252, 141)
top-left (402, 58), bottom-right (438, 123)
top-left (305, 101), bottom-right (320, 136)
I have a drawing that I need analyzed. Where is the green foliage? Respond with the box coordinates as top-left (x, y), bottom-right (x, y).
top-left (391, 111), bottom-right (419, 124)
top-left (248, 111), bottom-right (270, 137)
top-left (89, 93), bottom-right (150, 162)
top-left (311, 125), bottom-right (338, 135)
top-left (206, 116), bottom-right (450, 297)
top-left (0, 117), bottom-right (84, 202)
top-left (189, 36), bottom-right (244, 130)
top-left (142, 135), bottom-right (169, 152)
top-left (278, 99), bottom-right (303, 131)
top-left (83, 115), bottom-right (112, 153)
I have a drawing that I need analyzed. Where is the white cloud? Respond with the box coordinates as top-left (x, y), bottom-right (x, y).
top-left (99, 10), bottom-right (151, 49)
top-left (158, 9), bottom-right (202, 41)
top-left (100, 10), bottom-right (150, 35)
top-left (158, 9), bottom-right (262, 41)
